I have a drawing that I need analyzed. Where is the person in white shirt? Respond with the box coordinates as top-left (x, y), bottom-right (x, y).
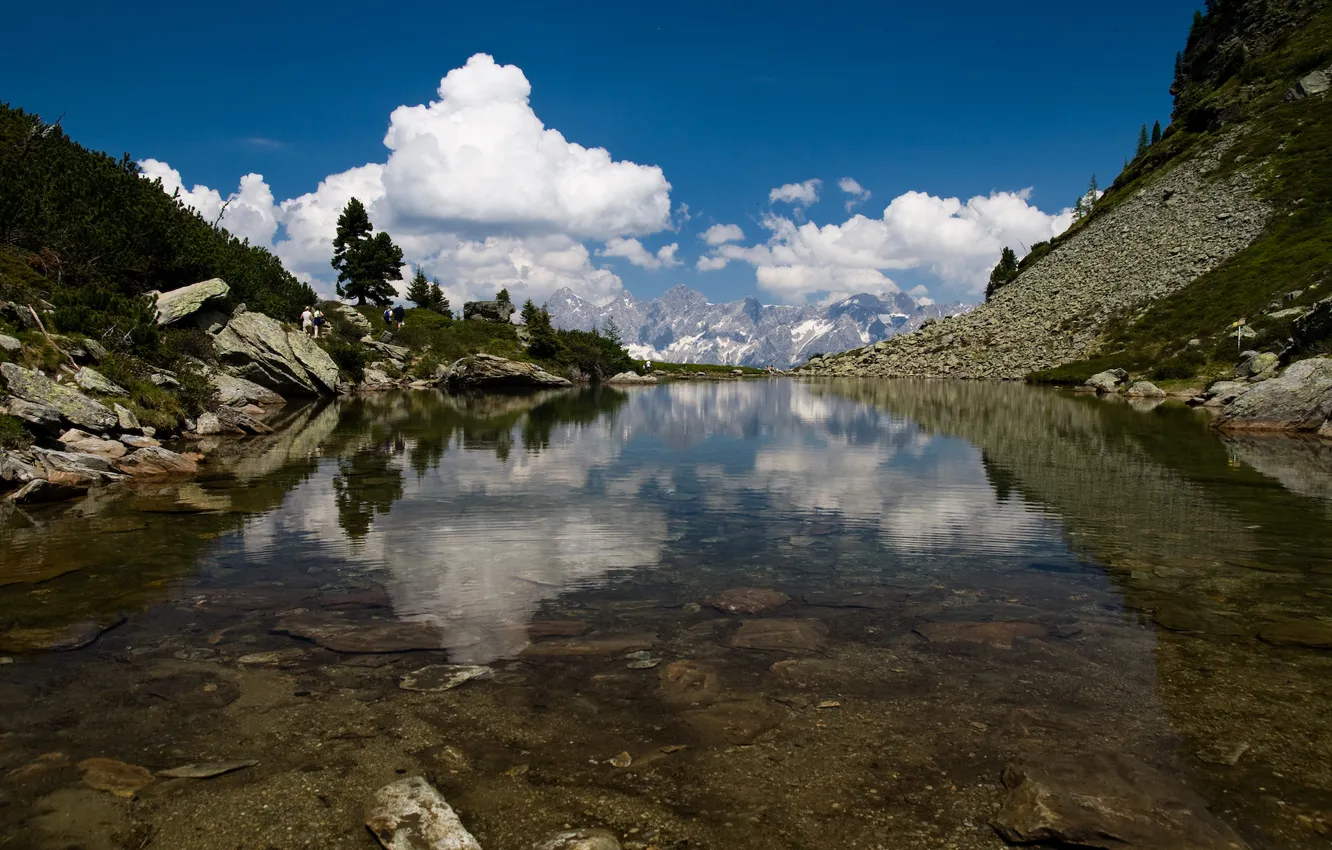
top-left (645, 359), bottom-right (652, 374)
top-left (300, 307), bottom-right (314, 336)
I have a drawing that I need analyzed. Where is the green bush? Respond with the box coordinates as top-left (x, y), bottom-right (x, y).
top-left (327, 341), bottom-right (367, 383)
top-left (50, 285), bottom-right (160, 354)
top-left (163, 327), bottom-right (218, 366)
top-left (0, 413), bottom-right (32, 450)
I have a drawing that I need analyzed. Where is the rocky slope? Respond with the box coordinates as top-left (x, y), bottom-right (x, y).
top-left (802, 146), bottom-right (1268, 379)
top-left (544, 285), bottom-right (968, 369)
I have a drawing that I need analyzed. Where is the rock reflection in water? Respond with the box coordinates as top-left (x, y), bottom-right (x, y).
top-left (1, 381), bottom-right (1331, 849)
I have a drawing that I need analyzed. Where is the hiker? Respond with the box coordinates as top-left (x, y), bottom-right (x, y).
top-left (645, 359), bottom-right (652, 374)
top-left (383, 307), bottom-right (392, 329)
top-left (393, 303), bottom-right (405, 330)
top-left (300, 306), bottom-right (314, 336)
top-left (312, 307), bottom-right (325, 338)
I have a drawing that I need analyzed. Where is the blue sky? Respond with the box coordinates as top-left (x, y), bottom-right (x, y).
top-left (4, 0), bottom-right (1200, 308)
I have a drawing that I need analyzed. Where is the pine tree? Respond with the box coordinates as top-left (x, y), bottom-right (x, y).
top-left (331, 198), bottom-right (404, 306)
top-left (601, 316), bottom-right (623, 347)
top-left (986, 247), bottom-right (1020, 301)
top-left (495, 288), bottom-right (512, 307)
top-left (520, 298), bottom-right (541, 327)
top-left (405, 266), bottom-right (433, 309)
top-left (429, 280), bottom-right (450, 318)
top-left (1137, 124), bottom-right (1150, 157)
top-left (1151, 120), bottom-right (1162, 145)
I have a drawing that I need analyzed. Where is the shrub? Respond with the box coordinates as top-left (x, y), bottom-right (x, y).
top-left (163, 327), bottom-right (218, 366)
top-left (326, 341), bottom-right (367, 382)
top-left (0, 413), bottom-right (32, 450)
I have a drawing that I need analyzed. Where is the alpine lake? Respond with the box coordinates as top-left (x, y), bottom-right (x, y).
top-left (1, 379), bottom-right (1330, 850)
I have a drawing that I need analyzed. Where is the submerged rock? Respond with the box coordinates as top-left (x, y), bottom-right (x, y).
top-left (682, 699), bottom-right (786, 746)
top-left (0, 363), bottom-right (118, 432)
top-left (153, 278), bottom-right (231, 326)
top-left (157, 759), bottom-right (257, 779)
top-left (521, 632), bottom-right (657, 657)
top-left (365, 776), bottom-right (482, 850)
top-left (704, 587), bottom-right (791, 615)
top-left (533, 828), bottom-right (622, 850)
top-left (274, 615), bottom-right (447, 653)
top-left (1214, 357), bottom-right (1332, 432)
top-left (659, 660), bottom-right (720, 706)
top-left (730, 619), bottom-right (827, 653)
top-left (400, 664), bottom-right (492, 692)
top-left (0, 615), bottom-right (125, 652)
top-left (1258, 618), bottom-right (1332, 649)
top-left (914, 620), bottom-right (1049, 648)
top-left (79, 758), bottom-right (154, 798)
top-left (993, 751), bottom-right (1248, 849)
top-left (442, 354), bottom-right (572, 391)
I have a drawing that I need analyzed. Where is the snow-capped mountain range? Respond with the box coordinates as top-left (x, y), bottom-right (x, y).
top-left (543, 285), bottom-right (972, 368)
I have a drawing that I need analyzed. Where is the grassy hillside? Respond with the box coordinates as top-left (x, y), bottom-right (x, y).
top-left (1029, 0), bottom-right (1332, 384)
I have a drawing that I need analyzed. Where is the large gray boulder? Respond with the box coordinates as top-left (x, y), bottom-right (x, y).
top-left (0, 363), bottom-right (118, 432)
top-left (331, 303), bottom-right (373, 334)
top-left (1238, 350), bottom-right (1279, 379)
top-left (1213, 357), bottom-right (1332, 432)
top-left (4, 398), bottom-right (64, 434)
top-left (1084, 369), bottom-right (1128, 394)
top-left (1292, 297), bottom-right (1332, 350)
top-left (1202, 380), bottom-right (1249, 407)
top-left (153, 278), bottom-right (231, 326)
top-left (442, 354), bottom-right (572, 391)
top-left (1286, 69), bottom-right (1330, 100)
top-left (463, 300), bottom-right (515, 323)
top-left (211, 373), bottom-right (285, 407)
top-left (212, 311), bottom-right (337, 396)
top-left (0, 333), bottom-right (20, 354)
top-left (1124, 380), bottom-right (1166, 398)
top-left (606, 371), bottom-right (657, 385)
top-left (74, 366), bottom-right (127, 396)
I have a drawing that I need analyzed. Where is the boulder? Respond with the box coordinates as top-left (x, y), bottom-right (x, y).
top-left (73, 366), bottom-right (127, 396)
top-left (215, 405), bottom-right (273, 435)
top-left (117, 447), bottom-right (199, 477)
top-left (442, 354), bottom-right (573, 391)
top-left (4, 398), bottom-right (64, 434)
top-left (1124, 381), bottom-right (1166, 398)
top-left (1292, 297), bottom-right (1332, 350)
top-left (0, 363), bottom-right (118, 432)
top-left (1238, 350), bottom-right (1280, 379)
top-left (213, 311), bottom-right (335, 395)
top-left (332, 303), bottom-right (373, 334)
top-left (113, 403), bottom-right (141, 432)
top-left (195, 412), bottom-right (224, 436)
top-left (993, 751), bottom-right (1249, 850)
top-left (362, 367), bottom-right (396, 387)
top-left (0, 451), bottom-right (41, 489)
top-left (153, 278), bottom-right (231, 326)
top-left (730, 619), bottom-right (827, 653)
top-left (704, 587), bottom-right (790, 615)
top-left (1203, 380), bottom-right (1250, 407)
top-left (1286, 69), bottom-right (1331, 100)
top-left (606, 371), bottom-right (658, 385)
top-left (212, 373), bottom-right (285, 407)
top-left (57, 429), bottom-right (127, 460)
top-left (31, 448), bottom-right (126, 485)
top-left (119, 435), bottom-right (160, 449)
top-left (0, 333), bottom-right (20, 354)
top-left (463, 300), bottom-right (515, 323)
top-left (1084, 369), bottom-right (1127, 394)
top-left (365, 776), bottom-right (482, 850)
top-left (1213, 357), bottom-right (1332, 432)
top-left (8, 478), bottom-right (88, 504)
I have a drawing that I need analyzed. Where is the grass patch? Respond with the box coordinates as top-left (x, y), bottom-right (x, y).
top-left (648, 361), bottom-right (766, 375)
top-left (0, 413), bottom-right (32, 450)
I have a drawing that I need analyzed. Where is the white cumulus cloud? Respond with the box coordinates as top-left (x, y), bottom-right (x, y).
top-left (768, 179), bottom-right (822, 206)
top-left (700, 189), bottom-right (1074, 304)
top-left (598, 237), bottom-right (682, 270)
top-left (700, 223), bottom-right (745, 246)
top-left (838, 177), bottom-right (871, 212)
top-left (138, 53), bottom-right (672, 308)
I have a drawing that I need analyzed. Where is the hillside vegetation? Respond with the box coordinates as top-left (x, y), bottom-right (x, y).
top-left (1031, 0), bottom-right (1332, 383)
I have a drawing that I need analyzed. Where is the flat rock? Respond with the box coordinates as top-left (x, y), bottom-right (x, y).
top-left (605, 371), bottom-right (657, 385)
top-left (400, 664), bottom-right (492, 692)
top-left (521, 632), bottom-right (656, 657)
top-left (527, 619), bottom-right (590, 638)
top-left (5, 397), bottom-right (64, 433)
top-left (0, 615), bottom-right (124, 652)
top-left (1258, 619), bottom-right (1332, 648)
top-left (659, 660), bottom-right (720, 706)
top-left (993, 751), bottom-right (1249, 850)
top-left (533, 829), bottom-right (622, 850)
top-left (73, 367), bottom-right (127, 396)
top-left (1214, 357), bottom-right (1332, 432)
top-left (730, 619), bottom-right (827, 653)
top-left (286, 328), bottom-right (340, 392)
top-left (216, 404), bottom-right (274, 434)
top-left (58, 428), bottom-right (127, 459)
top-left (682, 699), bottom-right (785, 746)
top-left (117, 446), bottom-right (198, 477)
top-left (7, 478), bottom-right (88, 505)
top-left (442, 354), bottom-right (572, 391)
top-left (144, 672), bottom-right (240, 709)
top-left (0, 362), bottom-right (118, 431)
top-left (914, 620), bottom-right (1048, 647)
top-left (157, 759), bottom-right (257, 779)
top-left (365, 776), bottom-right (482, 850)
top-left (274, 615), bottom-right (448, 653)
top-left (154, 278), bottom-right (231, 326)
top-left (120, 434), bottom-right (160, 449)
top-left (212, 372), bottom-right (285, 407)
top-left (78, 758), bottom-right (155, 798)
top-left (704, 587), bottom-right (791, 615)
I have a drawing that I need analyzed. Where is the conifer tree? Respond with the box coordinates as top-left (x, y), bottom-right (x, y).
top-left (405, 266), bottom-right (433, 309)
top-left (1151, 120), bottom-right (1162, 145)
top-left (601, 316), bottom-right (623, 347)
top-left (429, 280), bottom-right (450, 318)
top-left (1137, 124), bottom-right (1150, 157)
top-left (495, 288), bottom-right (512, 307)
top-left (986, 247), bottom-right (1020, 301)
top-left (521, 298), bottom-right (541, 327)
top-left (1174, 51), bottom-right (1184, 80)
top-left (331, 198), bottom-right (404, 306)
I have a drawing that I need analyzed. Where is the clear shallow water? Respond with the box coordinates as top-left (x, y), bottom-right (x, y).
top-left (1, 380), bottom-right (1331, 849)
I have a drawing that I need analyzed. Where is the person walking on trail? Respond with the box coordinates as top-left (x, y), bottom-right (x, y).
top-left (383, 307), bottom-right (392, 329)
top-left (300, 306), bottom-right (314, 337)
top-left (644, 359), bottom-right (652, 375)
top-left (393, 304), bottom-right (405, 330)
top-left (312, 307), bottom-right (325, 339)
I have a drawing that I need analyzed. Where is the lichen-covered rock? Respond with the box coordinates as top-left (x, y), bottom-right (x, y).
top-left (113, 403), bottom-right (141, 432)
top-left (0, 363), bottom-right (118, 432)
top-left (1085, 369), bottom-right (1128, 394)
top-left (4, 398), bottom-right (64, 433)
top-left (1213, 357), bottom-right (1332, 432)
top-left (442, 354), bottom-right (573, 391)
top-left (1125, 381), bottom-right (1166, 398)
top-left (212, 373), bottom-right (285, 407)
top-left (365, 776), bottom-right (482, 850)
top-left (117, 446), bottom-right (199, 477)
top-left (332, 303), bottom-right (373, 334)
top-left (73, 366), bottom-right (127, 396)
top-left (153, 278), bottom-right (230, 326)
top-left (1238, 350), bottom-right (1280, 379)
top-left (286, 328), bottom-right (340, 392)
top-left (213, 311), bottom-right (332, 395)
top-left (0, 333), bottom-right (20, 354)
top-left (215, 405), bottom-right (273, 435)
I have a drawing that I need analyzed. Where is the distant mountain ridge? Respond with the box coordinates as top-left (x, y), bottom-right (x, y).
top-left (543, 284), bottom-right (971, 368)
